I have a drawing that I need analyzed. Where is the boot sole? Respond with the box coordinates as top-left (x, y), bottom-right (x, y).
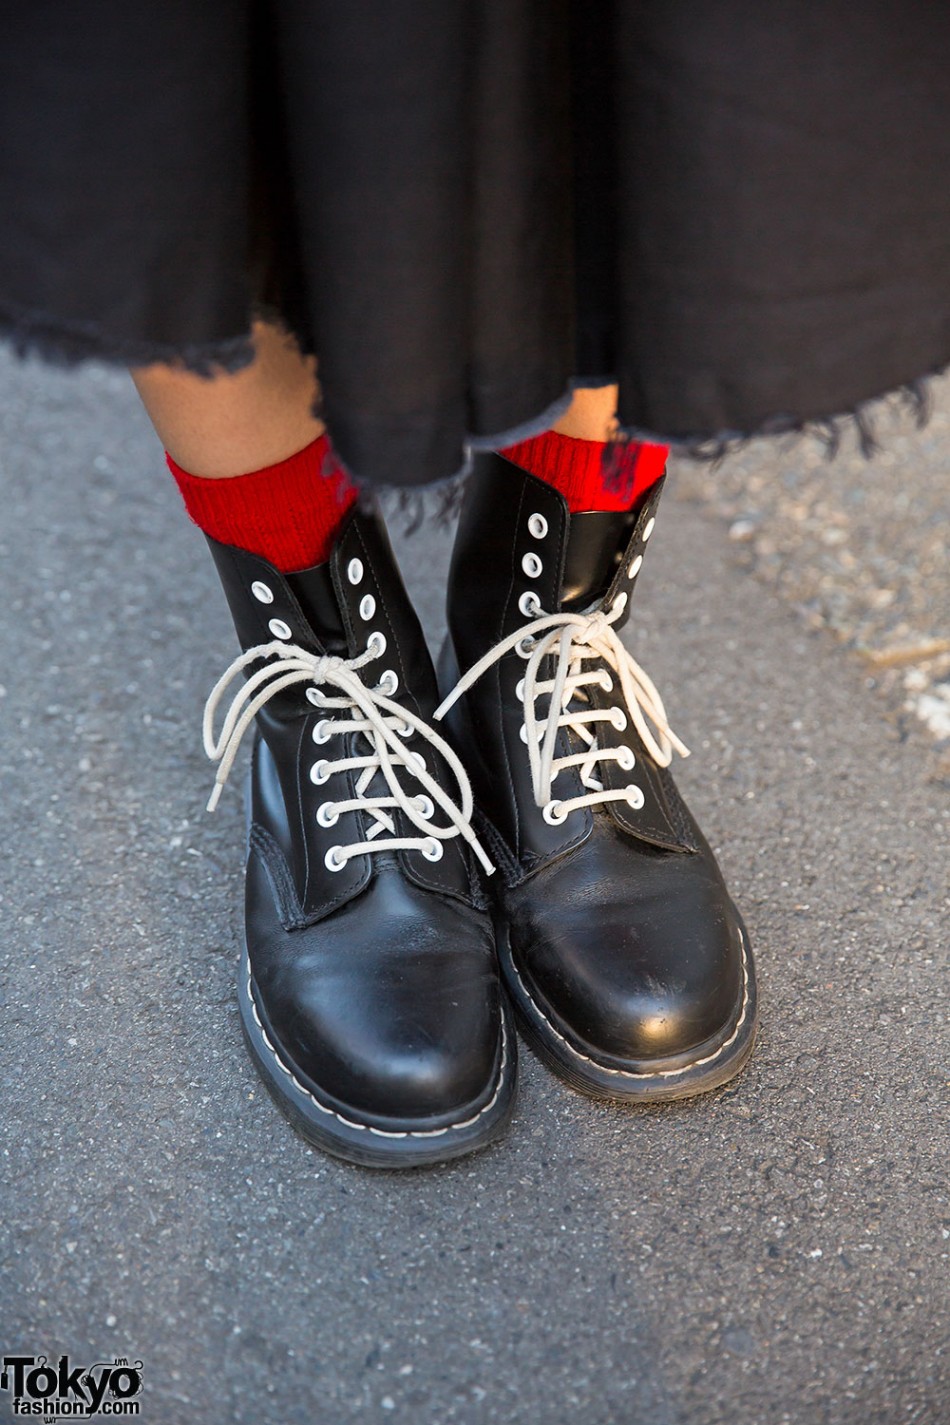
top-left (497, 917), bottom-right (758, 1105)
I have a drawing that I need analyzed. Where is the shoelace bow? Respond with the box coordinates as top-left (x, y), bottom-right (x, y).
top-left (435, 592), bottom-right (689, 821)
top-left (203, 637), bottom-right (494, 875)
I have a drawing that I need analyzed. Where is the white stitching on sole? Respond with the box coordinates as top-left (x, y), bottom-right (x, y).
top-left (508, 925), bottom-right (752, 1080)
top-left (244, 952), bottom-right (509, 1139)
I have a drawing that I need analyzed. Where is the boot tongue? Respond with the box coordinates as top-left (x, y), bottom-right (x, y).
top-left (561, 510), bottom-right (637, 610)
top-left (284, 561), bottom-right (348, 655)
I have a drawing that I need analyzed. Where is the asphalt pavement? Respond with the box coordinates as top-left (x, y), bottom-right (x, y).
top-left (675, 382), bottom-right (950, 777)
top-left (0, 348), bottom-right (947, 1424)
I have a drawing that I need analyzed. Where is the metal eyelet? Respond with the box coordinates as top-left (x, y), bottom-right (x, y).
top-left (625, 785), bottom-right (645, 810)
top-left (519, 722), bottom-right (544, 743)
top-left (311, 719), bottom-right (332, 744)
top-left (347, 558), bottom-right (363, 585)
top-left (599, 672), bottom-right (614, 692)
top-left (251, 581), bottom-right (274, 604)
top-left (306, 687), bottom-right (324, 706)
top-left (413, 794), bottom-right (435, 819)
top-left (542, 801), bottom-right (568, 825)
top-left (616, 745), bottom-right (635, 771)
top-left (528, 513), bottom-right (548, 539)
top-left (642, 517), bottom-right (656, 542)
top-left (515, 677), bottom-right (526, 701)
top-left (359, 594), bottom-right (376, 621)
top-left (378, 669), bottom-right (399, 696)
top-left (309, 760), bottom-right (330, 785)
top-left (627, 554), bottom-right (643, 581)
top-left (316, 802), bottom-right (339, 827)
top-left (516, 636), bottom-right (536, 658)
top-left (521, 552), bottom-right (543, 579)
top-left (611, 708), bottom-right (628, 732)
top-left (268, 618), bottom-right (292, 641)
top-left (324, 846), bottom-right (346, 872)
top-left (421, 838), bottom-right (444, 862)
top-left (368, 631), bottom-right (387, 658)
top-left (410, 751), bottom-right (427, 773)
top-left (518, 591), bottom-right (542, 618)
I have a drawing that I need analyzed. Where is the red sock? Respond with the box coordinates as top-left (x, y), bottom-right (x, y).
top-left (167, 434), bottom-right (357, 573)
top-left (501, 430), bottom-right (668, 513)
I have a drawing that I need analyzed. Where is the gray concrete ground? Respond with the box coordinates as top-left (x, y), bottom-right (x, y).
top-left (675, 381), bottom-right (950, 778)
top-left (0, 347), bottom-right (947, 1424)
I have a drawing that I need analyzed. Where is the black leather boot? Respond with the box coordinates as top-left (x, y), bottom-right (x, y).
top-left (436, 452), bottom-right (757, 1103)
top-left (203, 504), bottom-right (516, 1166)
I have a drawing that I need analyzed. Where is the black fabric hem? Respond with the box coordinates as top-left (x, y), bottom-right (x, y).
top-left (467, 388), bottom-right (573, 452)
top-left (0, 297), bottom-right (257, 377)
top-left (373, 459), bottom-right (474, 535)
top-left (2, 295), bottom-right (944, 504)
top-left (615, 373), bottom-right (939, 465)
top-left (379, 363), bottom-right (946, 532)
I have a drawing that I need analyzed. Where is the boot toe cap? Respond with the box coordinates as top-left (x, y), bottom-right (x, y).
top-left (252, 882), bottom-right (506, 1124)
top-left (510, 857), bottom-right (746, 1064)
top-left (285, 987), bottom-right (504, 1121)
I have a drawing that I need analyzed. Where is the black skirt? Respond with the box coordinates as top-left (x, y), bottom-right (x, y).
top-left (2, 1), bottom-right (950, 487)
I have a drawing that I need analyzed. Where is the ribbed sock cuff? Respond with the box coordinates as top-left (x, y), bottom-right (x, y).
top-left (167, 434), bottom-right (358, 572)
top-left (501, 430), bottom-right (668, 512)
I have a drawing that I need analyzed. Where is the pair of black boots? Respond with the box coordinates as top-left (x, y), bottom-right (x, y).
top-left (202, 452), bottom-right (757, 1168)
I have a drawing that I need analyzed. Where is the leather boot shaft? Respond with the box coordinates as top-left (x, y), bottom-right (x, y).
top-left (443, 452), bottom-right (689, 871)
top-left (208, 505), bottom-right (481, 919)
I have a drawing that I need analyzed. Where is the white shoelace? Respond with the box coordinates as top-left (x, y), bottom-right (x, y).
top-left (203, 635), bottom-right (494, 875)
top-left (435, 591), bottom-right (689, 825)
